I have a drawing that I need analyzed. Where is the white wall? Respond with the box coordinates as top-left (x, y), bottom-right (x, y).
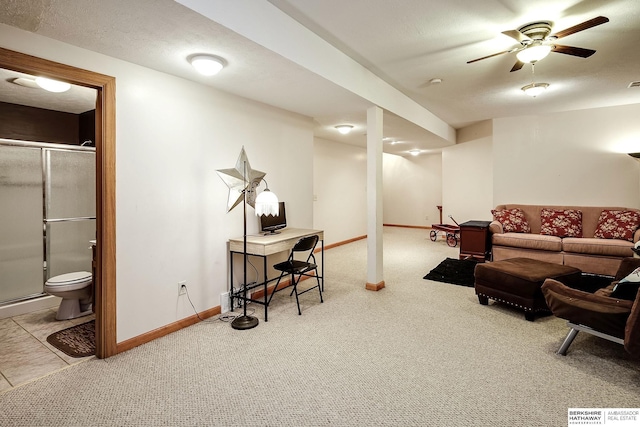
top-left (442, 137), bottom-right (494, 223)
top-left (313, 138), bottom-right (367, 245)
top-left (0, 25), bottom-right (315, 342)
top-left (383, 152), bottom-right (442, 226)
top-left (493, 104), bottom-right (640, 207)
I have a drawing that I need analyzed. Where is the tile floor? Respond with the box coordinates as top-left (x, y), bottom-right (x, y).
top-left (0, 307), bottom-right (94, 392)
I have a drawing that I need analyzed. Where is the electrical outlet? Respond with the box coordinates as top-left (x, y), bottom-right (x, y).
top-left (178, 281), bottom-right (187, 296)
top-left (425, 215), bottom-right (429, 221)
top-left (220, 292), bottom-right (230, 313)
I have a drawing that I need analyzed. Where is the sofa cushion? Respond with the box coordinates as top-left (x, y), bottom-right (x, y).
top-left (540, 208), bottom-right (582, 238)
top-left (491, 208), bottom-right (531, 233)
top-left (594, 210), bottom-right (640, 242)
top-left (492, 232), bottom-right (562, 252)
top-left (562, 237), bottom-right (633, 257)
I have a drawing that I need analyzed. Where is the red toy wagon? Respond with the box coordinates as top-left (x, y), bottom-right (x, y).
top-left (430, 214), bottom-right (460, 247)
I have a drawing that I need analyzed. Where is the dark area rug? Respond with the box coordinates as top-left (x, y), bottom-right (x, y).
top-left (424, 257), bottom-right (478, 287)
top-left (424, 258), bottom-right (614, 292)
top-left (46, 320), bottom-right (95, 358)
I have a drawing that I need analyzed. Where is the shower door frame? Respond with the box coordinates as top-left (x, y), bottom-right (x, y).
top-left (0, 140), bottom-right (97, 303)
top-left (0, 47), bottom-right (117, 359)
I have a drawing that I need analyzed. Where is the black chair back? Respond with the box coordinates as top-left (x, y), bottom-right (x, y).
top-left (292, 235), bottom-right (318, 253)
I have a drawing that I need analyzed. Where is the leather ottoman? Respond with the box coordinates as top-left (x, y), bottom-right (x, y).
top-left (474, 257), bottom-right (582, 321)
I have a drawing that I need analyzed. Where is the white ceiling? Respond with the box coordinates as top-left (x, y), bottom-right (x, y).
top-left (0, 0), bottom-right (639, 156)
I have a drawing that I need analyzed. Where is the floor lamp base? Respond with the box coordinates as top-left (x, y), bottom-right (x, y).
top-left (231, 315), bottom-right (259, 330)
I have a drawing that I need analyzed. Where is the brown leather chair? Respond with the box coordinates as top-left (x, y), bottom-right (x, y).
top-left (541, 257), bottom-right (640, 356)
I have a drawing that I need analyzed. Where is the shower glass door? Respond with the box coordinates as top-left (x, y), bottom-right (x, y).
top-left (45, 149), bottom-right (96, 279)
top-left (0, 141), bottom-right (96, 305)
top-left (0, 146), bottom-right (45, 302)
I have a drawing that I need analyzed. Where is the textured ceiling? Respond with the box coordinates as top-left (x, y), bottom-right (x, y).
top-left (0, 0), bottom-right (639, 156)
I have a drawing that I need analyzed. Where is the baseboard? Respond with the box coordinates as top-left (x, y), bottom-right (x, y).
top-left (320, 235), bottom-right (366, 251)
top-left (116, 305), bottom-right (221, 354)
top-left (384, 224), bottom-right (430, 230)
top-left (366, 280), bottom-right (385, 291)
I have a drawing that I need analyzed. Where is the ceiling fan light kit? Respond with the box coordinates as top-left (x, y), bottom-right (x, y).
top-left (467, 16), bottom-right (609, 72)
top-left (522, 82), bottom-right (549, 97)
top-left (516, 43), bottom-right (552, 63)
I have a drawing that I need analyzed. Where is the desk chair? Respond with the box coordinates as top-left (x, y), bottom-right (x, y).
top-left (268, 235), bottom-right (323, 315)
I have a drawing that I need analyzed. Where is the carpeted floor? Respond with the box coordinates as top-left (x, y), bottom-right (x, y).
top-left (1, 227), bottom-right (639, 426)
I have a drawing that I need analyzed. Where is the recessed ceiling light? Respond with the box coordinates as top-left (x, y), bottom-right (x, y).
top-left (409, 149), bottom-right (420, 156)
top-left (35, 77), bottom-right (71, 93)
top-left (335, 125), bottom-right (354, 134)
top-left (190, 55), bottom-right (225, 76)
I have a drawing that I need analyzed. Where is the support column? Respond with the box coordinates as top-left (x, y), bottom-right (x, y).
top-left (366, 106), bottom-right (385, 291)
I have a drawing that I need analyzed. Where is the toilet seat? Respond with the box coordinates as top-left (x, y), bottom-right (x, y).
top-left (45, 271), bottom-right (92, 292)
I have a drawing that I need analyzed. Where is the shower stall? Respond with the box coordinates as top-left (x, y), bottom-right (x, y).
top-left (0, 138), bottom-right (95, 308)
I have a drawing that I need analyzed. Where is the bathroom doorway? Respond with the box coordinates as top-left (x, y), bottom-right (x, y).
top-left (0, 47), bottom-right (116, 358)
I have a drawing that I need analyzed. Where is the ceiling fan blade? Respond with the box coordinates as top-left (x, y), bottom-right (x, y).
top-left (551, 16), bottom-right (609, 39)
top-left (552, 44), bottom-right (596, 58)
top-left (510, 61), bottom-right (525, 72)
top-left (467, 49), bottom-right (514, 64)
top-left (502, 29), bottom-right (531, 44)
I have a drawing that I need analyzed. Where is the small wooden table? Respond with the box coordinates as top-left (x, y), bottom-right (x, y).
top-left (459, 220), bottom-right (492, 262)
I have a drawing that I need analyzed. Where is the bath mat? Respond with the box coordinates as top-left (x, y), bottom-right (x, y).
top-left (46, 320), bottom-right (95, 358)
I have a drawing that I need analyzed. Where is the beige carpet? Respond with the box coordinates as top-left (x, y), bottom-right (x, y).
top-left (1, 227), bottom-right (639, 426)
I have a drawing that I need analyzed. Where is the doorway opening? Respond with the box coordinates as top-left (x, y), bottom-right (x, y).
top-left (0, 47), bottom-right (116, 358)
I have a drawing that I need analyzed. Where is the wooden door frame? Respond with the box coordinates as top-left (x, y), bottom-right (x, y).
top-left (0, 47), bottom-right (117, 358)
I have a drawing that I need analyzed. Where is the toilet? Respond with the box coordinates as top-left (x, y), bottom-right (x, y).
top-left (44, 271), bottom-right (93, 320)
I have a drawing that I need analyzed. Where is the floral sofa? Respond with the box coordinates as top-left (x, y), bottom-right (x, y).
top-left (489, 204), bottom-right (640, 276)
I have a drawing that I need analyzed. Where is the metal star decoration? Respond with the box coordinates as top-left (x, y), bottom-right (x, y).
top-left (216, 147), bottom-right (266, 212)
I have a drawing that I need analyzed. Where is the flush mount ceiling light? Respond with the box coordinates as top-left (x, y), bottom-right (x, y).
top-left (521, 82), bottom-right (549, 97)
top-left (11, 77), bottom-right (39, 89)
top-left (189, 55), bottom-right (225, 76)
top-left (35, 77), bottom-right (71, 93)
top-left (335, 125), bottom-right (354, 135)
top-left (516, 43), bottom-right (552, 64)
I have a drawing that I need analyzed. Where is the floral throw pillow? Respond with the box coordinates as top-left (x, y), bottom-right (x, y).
top-left (593, 210), bottom-right (640, 242)
top-left (491, 208), bottom-right (531, 233)
top-left (540, 208), bottom-right (582, 238)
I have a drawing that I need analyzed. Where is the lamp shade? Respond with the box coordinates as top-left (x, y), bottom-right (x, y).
top-left (255, 189), bottom-right (279, 216)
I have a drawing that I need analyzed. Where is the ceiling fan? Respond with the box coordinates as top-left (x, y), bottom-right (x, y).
top-left (467, 16), bottom-right (609, 72)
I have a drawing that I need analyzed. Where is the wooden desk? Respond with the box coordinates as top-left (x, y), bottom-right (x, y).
top-left (229, 228), bottom-right (324, 321)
